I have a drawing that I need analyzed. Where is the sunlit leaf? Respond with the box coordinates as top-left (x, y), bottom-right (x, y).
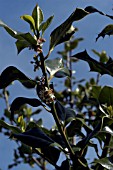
top-left (32, 4), bottom-right (44, 31)
top-left (0, 19), bottom-right (22, 39)
top-left (103, 126), bottom-right (113, 136)
top-left (20, 15), bottom-right (36, 33)
top-left (96, 24), bottom-right (113, 41)
top-left (0, 120), bottom-right (21, 133)
top-left (94, 157), bottom-right (113, 170)
top-left (39, 15), bottom-right (54, 36)
top-left (10, 97), bottom-right (43, 120)
top-left (46, 58), bottom-right (70, 79)
top-left (0, 66), bottom-right (36, 89)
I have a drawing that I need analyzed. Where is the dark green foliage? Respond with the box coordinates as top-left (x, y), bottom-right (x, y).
top-left (71, 50), bottom-right (113, 77)
top-left (0, 66), bottom-right (36, 89)
top-left (10, 97), bottom-right (43, 120)
top-left (1, 3), bottom-right (113, 170)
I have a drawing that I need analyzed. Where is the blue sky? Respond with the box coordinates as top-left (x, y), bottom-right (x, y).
top-left (0, 0), bottom-right (113, 169)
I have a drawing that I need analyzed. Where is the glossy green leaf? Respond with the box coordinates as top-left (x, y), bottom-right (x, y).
top-left (49, 8), bottom-right (89, 52)
top-left (20, 15), bottom-right (36, 33)
top-left (0, 120), bottom-right (21, 133)
top-left (15, 39), bottom-right (31, 54)
top-left (103, 126), bottom-right (113, 136)
top-left (99, 86), bottom-right (113, 106)
top-left (94, 157), bottom-right (113, 170)
top-left (10, 97), bottom-right (43, 120)
top-left (18, 32), bottom-right (37, 45)
top-left (39, 15), bottom-right (54, 36)
top-left (46, 58), bottom-right (70, 79)
top-left (0, 19), bottom-right (22, 39)
top-left (96, 24), bottom-right (113, 41)
top-left (71, 50), bottom-right (113, 77)
top-left (54, 26), bottom-right (77, 46)
top-left (0, 66), bottom-right (36, 89)
top-left (15, 32), bottom-right (37, 53)
top-left (32, 4), bottom-right (44, 31)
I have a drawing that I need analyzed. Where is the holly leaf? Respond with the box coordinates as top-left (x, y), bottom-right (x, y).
top-left (96, 24), bottom-right (113, 41)
top-left (46, 58), bottom-right (70, 79)
top-left (99, 86), bottom-right (113, 108)
top-left (32, 4), bottom-right (44, 31)
top-left (20, 15), bottom-right (36, 34)
top-left (94, 157), bottom-right (113, 170)
top-left (71, 50), bottom-right (113, 77)
top-left (85, 6), bottom-right (113, 20)
top-left (10, 97), bottom-right (43, 120)
top-left (49, 8), bottom-right (89, 52)
top-left (0, 19), bottom-right (22, 39)
top-left (39, 15), bottom-right (54, 36)
top-left (85, 6), bottom-right (105, 15)
top-left (13, 129), bottom-right (53, 148)
top-left (0, 66), bottom-right (36, 89)
top-left (65, 107), bottom-right (76, 126)
top-left (0, 120), bottom-right (21, 133)
top-left (12, 127), bottom-right (60, 164)
top-left (15, 32), bottom-right (37, 53)
top-left (55, 100), bottom-right (66, 122)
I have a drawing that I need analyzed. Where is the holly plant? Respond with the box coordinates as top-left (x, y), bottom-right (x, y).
top-left (1, 4), bottom-right (113, 170)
